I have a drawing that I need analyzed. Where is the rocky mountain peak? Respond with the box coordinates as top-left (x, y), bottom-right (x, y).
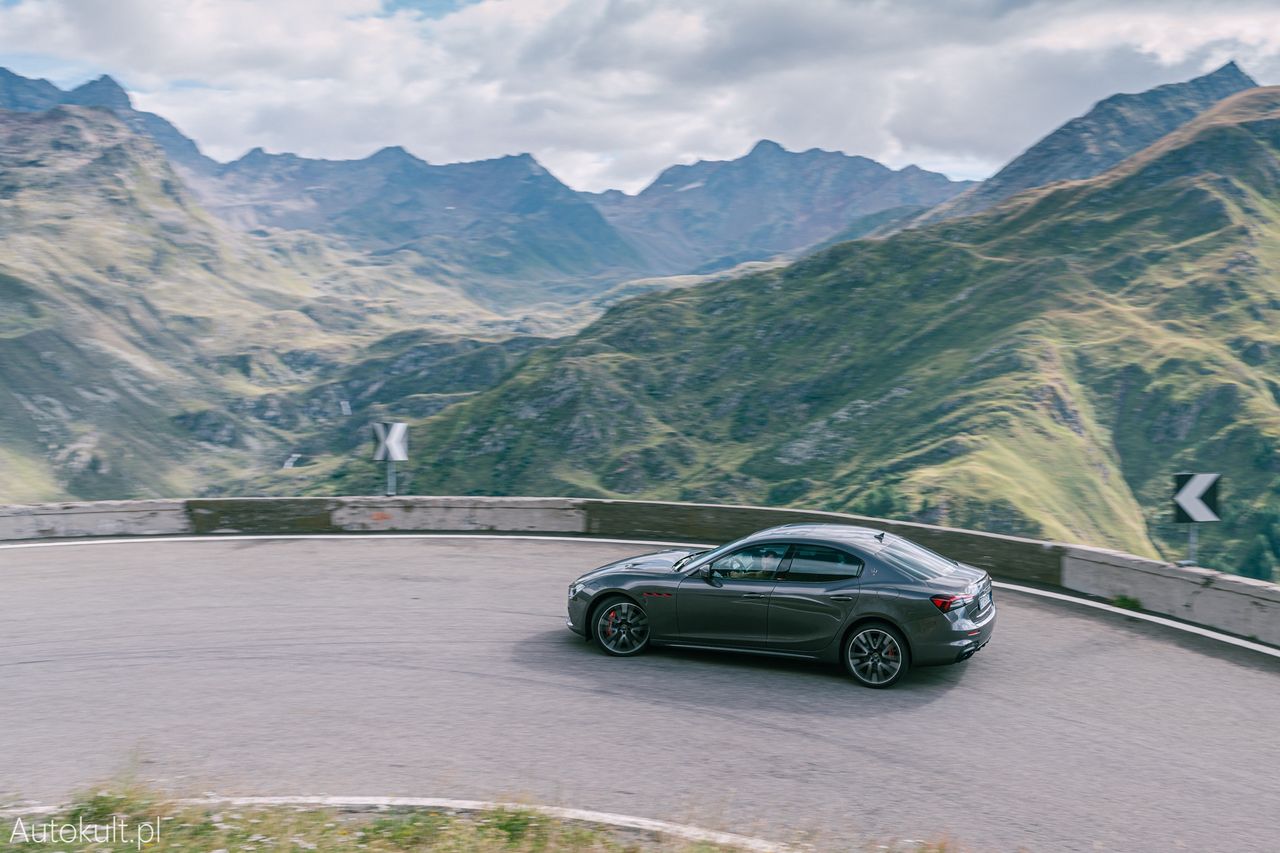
top-left (746, 139), bottom-right (787, 158)
top-left (915, 60), bottom-right (1259, 225)
top-left (0, 67), bottom-right (63, 111)
top-left (367, 145), bottom-right (425, 166)
top-left (234, 146), bottom-right (272, 164)
top-left (1204, 60), bottom-right (1255, 87)
top-left (64, 74), bottom-right (133, 111)
top-left (494, 152), bottom-right (547, 175)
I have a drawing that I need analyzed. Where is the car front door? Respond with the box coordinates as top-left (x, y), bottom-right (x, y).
top-left (767, 544), bottom-right (863, 653)
top-left (675, 543), bottom-right (788, 648)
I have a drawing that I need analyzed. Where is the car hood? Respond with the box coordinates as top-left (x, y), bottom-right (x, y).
top-left (575, 549), bottom-right (700, 583)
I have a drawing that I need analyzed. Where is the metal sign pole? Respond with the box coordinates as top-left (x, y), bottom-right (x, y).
top-left (1188, 524), bottom-right (1198, 566)
top-left (387, 459), bottom-right (397, 497)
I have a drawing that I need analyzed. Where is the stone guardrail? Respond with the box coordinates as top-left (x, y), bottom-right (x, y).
top-left (2, 496), bottom-right (1277, 647)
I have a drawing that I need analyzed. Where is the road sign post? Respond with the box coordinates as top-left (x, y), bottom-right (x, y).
top-left (373, 421), bottom-right (409, 497)
top-left (1173, 472), bottom-right (1220, 565)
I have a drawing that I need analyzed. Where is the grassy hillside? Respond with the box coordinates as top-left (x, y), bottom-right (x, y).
top-left (0, 106), bottom-right (312, 500)
top-left (324, 87), bottom-right (1280, 576)
top-left (0, 106), bottom-right (518, 501)
top-left (199, 329), bottom-right (551, 496)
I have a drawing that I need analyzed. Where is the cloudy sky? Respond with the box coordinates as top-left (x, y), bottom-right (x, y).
top-left (1, 0), bottom-right (1278, 192)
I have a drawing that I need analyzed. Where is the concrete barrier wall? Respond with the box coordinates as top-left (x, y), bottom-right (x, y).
top-left (0, 500), bottom-right (192, 540)
top-left (1, 496), bottom-right (1276, 647)
top-left (1062, 545), bottom-right (1280, 647)
top-left (182, 496), bottom-right (588, 535)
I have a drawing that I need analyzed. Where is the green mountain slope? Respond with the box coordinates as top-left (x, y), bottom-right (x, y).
top-left (342, 87), bottom-right (1280, 576)
top-left (201, 330), bottom-right (551, 496)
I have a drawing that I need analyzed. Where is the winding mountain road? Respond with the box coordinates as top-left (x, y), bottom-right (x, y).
top-left (3, 537), bottom-right (1279, 851)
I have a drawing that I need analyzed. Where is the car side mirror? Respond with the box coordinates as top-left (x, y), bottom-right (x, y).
top-left (702, 566), bottom-right (720, 585)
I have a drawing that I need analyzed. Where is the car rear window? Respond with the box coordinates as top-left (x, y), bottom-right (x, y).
top-left (879, 539), bottom-right (959, 581)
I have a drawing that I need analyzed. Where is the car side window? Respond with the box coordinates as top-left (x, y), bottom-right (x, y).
top-left (780, 545), bottom-right (863, 583)
top-left (709, 544), bottom-right (788, 580)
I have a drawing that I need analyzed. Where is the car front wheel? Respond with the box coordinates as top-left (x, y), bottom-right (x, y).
top-left (592, 597), bottom-right (651, 657)
top-left (844, 624), bottom-right (909, 688)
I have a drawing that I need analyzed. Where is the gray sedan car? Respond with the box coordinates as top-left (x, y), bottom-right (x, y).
top-left (567, 523), bottom-right (996, 688)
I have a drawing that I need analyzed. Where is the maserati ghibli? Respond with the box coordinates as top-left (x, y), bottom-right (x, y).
top-left (566, 523), bottom-right (996, 688)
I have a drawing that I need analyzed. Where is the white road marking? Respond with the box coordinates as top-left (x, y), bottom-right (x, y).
top-left (2, 533), bottom-right (1277, 660)
top-left (0, 533), bottom-right (710, 550)
top-left (0, 796), bottom-right (796, 852)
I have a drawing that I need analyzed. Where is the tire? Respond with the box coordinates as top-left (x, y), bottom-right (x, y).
top-left (844, 623), bottom-right (910, 688)
top-left (591, 596), bottom-right (651, 657)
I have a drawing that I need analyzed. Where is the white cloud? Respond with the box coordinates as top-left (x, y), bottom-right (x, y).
top-left (0, 0), bottom-right (1277, 191)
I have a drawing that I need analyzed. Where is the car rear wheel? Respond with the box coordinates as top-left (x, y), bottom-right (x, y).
top-left (844, 624), bottom-right (909, 688)
top-left (592, 597), bottom-right (650, 657)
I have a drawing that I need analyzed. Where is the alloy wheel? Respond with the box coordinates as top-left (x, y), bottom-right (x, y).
top-left (847, 627), bottom-right (905, 687)
top-left (595, 600), bottom-right (650, 656)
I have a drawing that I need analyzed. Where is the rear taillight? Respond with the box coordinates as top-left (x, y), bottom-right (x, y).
top-left (931, 593), bottom-right (974, 613)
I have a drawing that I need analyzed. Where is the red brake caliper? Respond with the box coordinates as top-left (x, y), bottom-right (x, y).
top-left (606, 609), bottom-right (617, 637)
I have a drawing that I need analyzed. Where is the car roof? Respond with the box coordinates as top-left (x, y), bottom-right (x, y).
top-left (745, 522), bottom-right (896, 553)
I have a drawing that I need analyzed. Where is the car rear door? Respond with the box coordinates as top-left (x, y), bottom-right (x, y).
top-left (675, 543), bottom-right (787, 648)
top-left (766, 544), bottom-right (863, 653)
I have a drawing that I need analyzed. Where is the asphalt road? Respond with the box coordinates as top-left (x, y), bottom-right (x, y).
top-left (3, 537), bottom-right (1279, 852)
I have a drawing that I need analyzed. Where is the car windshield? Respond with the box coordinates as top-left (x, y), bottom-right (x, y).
top-left (671, 550), bottom-right (708, 571)
top-left (879, 539), bottom-right (959, 581)
top-left (675, 541), bottom-right (741, 571)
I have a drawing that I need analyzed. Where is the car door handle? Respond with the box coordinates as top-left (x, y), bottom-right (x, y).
top-left (741, 593), bottom-right (768, 599)
top-left (829, 595), bottom-right (854, 601)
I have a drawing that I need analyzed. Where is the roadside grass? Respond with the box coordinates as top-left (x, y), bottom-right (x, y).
top-left (1, 789), bottom-right (708, 852)
top-left (0, 787), bottom-right (965, 852)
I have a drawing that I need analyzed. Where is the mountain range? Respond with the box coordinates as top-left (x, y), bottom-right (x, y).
top-left (591, 140), bottom-right (966, 273)
top-left (0, 61), bottom-right (1275, 578)
top-left (326, 83), bottom-right (1280, 577)
top-left (0, 67), bottom-right (974, 310)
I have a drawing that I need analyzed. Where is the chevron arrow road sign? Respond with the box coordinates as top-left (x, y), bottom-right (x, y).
top-left (1173, 473), bottom-right (1220, 523)
top-left (373, 421), bottom-right (409, 462)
